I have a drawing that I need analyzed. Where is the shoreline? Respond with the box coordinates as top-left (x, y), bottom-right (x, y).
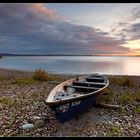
top-left (0, 68), bottom-right (140, 137)
top-left (1, 67), bottom-right (140, 77)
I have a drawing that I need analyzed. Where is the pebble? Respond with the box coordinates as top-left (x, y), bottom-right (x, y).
top-left (99, 112), bottom-right (104, 115)
top-left (33, 116), bottom-right (41, 120)
top-left (21, 123), bottom-right (35, 130)
top-left (115, 121), bottom-right (120, 126)
top-left (109, 121), bottom-right (112, 125)
top-left (0, 69), bottom-right (140, 136)
top-left (34, 120), bottom-right (45, 128)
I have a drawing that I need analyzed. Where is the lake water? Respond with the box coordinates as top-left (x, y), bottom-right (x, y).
top-left (0, 56), bottom-right (140, 75)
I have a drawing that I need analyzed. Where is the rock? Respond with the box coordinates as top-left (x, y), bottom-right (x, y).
top-left (33, 116), bottom-right (41, 120)
top-left (115, 121), bottom-right (120, 126)
top-left (34, 120), bottom-right (45, 128)
top-left (21, 123), bottom-right (35, 130)
top-left (99, 112), bottom-right (104, 115)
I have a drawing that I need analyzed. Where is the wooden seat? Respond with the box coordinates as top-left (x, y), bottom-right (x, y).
top-left (86, 77), bottom-right (105, 83)
top-left (67, 85), bottom-right (100, 90)
top-left (73, 81), bottom-right (106, 86)
top-left (86, 77), bottom-right (104, 80)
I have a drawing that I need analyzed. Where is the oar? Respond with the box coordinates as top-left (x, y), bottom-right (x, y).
top-left (95, 102), bottom-right (121, 109)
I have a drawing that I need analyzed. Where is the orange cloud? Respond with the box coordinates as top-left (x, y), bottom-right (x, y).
top-left (31, 3), bottom-right (67, 21)
top-left (133, 48), bottom-right (140, 52)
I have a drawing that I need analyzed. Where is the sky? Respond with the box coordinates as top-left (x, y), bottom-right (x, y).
top-left (0, 3), bottom-right (140, 55)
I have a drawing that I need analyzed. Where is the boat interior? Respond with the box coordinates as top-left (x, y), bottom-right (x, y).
top-left (53, 74), bottom-right (108, 101)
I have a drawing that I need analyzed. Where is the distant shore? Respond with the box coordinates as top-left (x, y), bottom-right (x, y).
top-left (0, 53), bottom-right (140, 57)
top-left (0, 68), bottom-right (140, 136)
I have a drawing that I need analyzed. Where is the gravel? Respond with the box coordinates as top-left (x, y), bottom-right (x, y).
top-left (0, 68), bottom-right (140, 137)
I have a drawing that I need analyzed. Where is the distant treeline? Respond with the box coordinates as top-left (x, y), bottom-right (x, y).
top-left (0, 53), bottom-right (95, 56)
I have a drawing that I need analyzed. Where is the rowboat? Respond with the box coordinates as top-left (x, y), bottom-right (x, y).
top-left (46, 73), bottom-right (109, 123)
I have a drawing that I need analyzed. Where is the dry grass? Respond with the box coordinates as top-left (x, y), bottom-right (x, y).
top-left (32, 68), bottom-right (48, 81)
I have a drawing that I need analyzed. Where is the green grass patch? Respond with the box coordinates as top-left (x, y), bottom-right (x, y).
top-left (117, 107), bottom-right (125, 114)
top-left (134, 93), bottom-right (140, 102)
top-left (69, 132), bottom-right (77, 137)
top-left (5, 120), bottom-right (15, 129)
top-left (9, 111), bottom-right (17, 118)
top-left (0, 96), bottom-right (29, 107)
top-left (12, 78), bottom-right (37, 85)
top-left (119, 91), bottom-right (140, 104)
top-left (119, 92), bottom-right (133, 103)
top-left (0, 96), bottom-right (16, 107)
top-left (110, 76), bottom-right (136, 87)
top-left (100, 89), bottom-right (115, 103)
top-left (107, 125), bottom-right (121, 136)
top-left (134, 107), bottom-right (140, 114)
top-left (11, 69), bottom-right (60, 85)
top-left (47, 74), bottom-right (60, 81)
top-left (0, 75), bottom-right (5, 81)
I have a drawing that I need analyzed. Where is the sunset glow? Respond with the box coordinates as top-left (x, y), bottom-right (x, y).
top-left (123, 39), bottom-right (140, 53)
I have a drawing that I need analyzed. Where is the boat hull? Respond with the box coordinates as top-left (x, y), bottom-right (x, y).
top-left (51, 94), bottom-right (98, 123)
top-left (46, 74), bottom-right (109, 123)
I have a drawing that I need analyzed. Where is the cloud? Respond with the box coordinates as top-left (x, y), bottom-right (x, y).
top-left (129, 4), bottom-right (140, 21)
top-left (121, 23), bottom-right (140, 40)
top-left (0, 3), bottom-right (132, 54)
top-left (109, 4), bottom-right (140, 43)
top-left (133, 48), bottom-right (140, 52)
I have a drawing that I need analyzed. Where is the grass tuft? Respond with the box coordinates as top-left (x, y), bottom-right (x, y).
top-left (107, 125), bottom-right (121, 136)
top-left (134, 93), bottom-right (140, 102)
top-left (11, 69), bottom-right (60, 85)
top-left (119, 92), bottom-right (140, 104)
top-left (0, 96), bottom-right (16, 107)
top-left (119, 92), bottom-right (133, 103)
top-left (134, 107), bottom-right (140, 114)
top-left (12, 78), bottom-right (37, 85)
top-left (100, 89), bottom-right (115, 103)
top-left (32, 68), bottom-right (48, 81)
top-left (110, 76), bottom-right (137, 87)
top-left (0, 75), bottom-right (5, 81)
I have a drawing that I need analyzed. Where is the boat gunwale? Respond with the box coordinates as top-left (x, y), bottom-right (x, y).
top-left (46, 75), bottom-right (109, 106)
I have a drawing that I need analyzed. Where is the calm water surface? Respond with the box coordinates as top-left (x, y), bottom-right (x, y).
top-left (0, 56), bottom-right (140, 75)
